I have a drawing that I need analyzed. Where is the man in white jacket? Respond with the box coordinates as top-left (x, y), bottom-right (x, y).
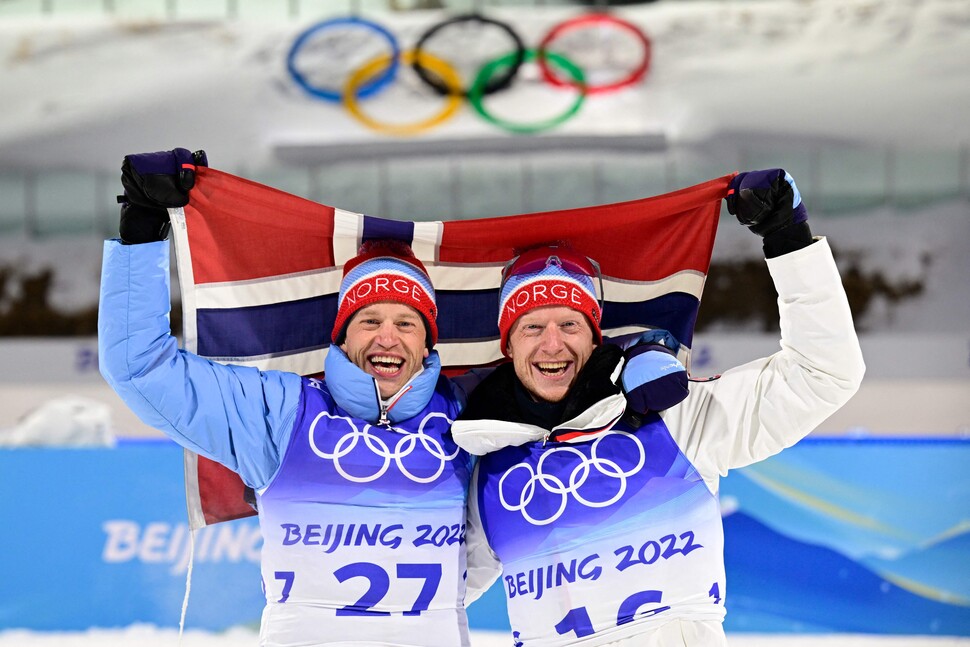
top-left (452, 169), bottom-right (866, 647)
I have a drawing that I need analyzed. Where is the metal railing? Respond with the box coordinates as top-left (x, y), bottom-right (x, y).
top-left (1, 143), bottom-right (967, 240)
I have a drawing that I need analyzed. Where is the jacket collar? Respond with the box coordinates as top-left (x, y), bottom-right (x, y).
top-left (452, 345), bottom-right (628, 455)
top-left (324, 345), bottom-right (442, 425)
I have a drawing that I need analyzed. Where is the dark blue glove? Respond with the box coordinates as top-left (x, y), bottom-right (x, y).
top-left (621, 330), bottom-right (689, 414)
top-left (726, 168), bottom-right (813, 257)
top-left (118, 148), bottom-right (207, 244)
top-left (121, 148), bottom-right (207, 208)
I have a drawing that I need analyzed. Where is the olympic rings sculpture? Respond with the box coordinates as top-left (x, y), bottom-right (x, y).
top-left (308, 410), bottom-right (460, 484)
top-left (285, 11), bottom-right (653, 136)
top-left (498, 430), bottom-right (646, 526)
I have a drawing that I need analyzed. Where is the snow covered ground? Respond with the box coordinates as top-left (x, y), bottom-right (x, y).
top-left (0, 626), bottom-right (967, 647)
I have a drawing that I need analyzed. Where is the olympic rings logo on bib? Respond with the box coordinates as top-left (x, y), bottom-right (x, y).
top-left (498, 431), bottom-right (646, 526)
top-left (285, 12), bottom-right (652, 136)
top-left (308, 411), bottom-right (460, 484)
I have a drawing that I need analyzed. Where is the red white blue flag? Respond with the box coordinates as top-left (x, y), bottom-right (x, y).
top-left (171, 167), bottom-right (731, 527)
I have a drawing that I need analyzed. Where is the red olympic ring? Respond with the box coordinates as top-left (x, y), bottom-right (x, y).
top-left (537, 13), bottom-right (652, 95)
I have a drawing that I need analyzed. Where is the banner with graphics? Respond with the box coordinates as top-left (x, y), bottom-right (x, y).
top-left (3, 437), bottom-right (967, 634)
top-left (1, 440), bottom-right (262, 631)
top-left (719, 437), bottom-right (970, 635)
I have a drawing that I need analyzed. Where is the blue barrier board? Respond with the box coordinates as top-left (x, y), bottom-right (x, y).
top-left (1, 438), bottom-right (966, 634)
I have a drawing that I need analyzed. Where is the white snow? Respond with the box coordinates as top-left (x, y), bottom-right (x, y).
top-left (0, 626), bottom-right (967, 647)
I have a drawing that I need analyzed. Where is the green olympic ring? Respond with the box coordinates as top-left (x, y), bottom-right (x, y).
top-left (468, 49), bottom-right (587, 135)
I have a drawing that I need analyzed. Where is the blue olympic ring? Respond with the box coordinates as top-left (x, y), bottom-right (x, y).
top-left (287, 16), bottom-right (401, 103)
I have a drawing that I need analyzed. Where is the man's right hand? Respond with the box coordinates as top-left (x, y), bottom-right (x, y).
top-left (620, 330), bottom-right (689, 414)
top-left (118, 148), bottom-right (207, 244)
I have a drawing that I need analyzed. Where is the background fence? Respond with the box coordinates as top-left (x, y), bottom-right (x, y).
top-left (1, 142), bottom-right (967, 239)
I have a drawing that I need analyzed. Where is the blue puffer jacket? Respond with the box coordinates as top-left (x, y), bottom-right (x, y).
top-left (98, 238), bottom-right (459, 490)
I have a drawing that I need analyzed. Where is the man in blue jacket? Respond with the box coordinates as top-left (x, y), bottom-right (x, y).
top-left (99, 149), bottom-right (480, 647)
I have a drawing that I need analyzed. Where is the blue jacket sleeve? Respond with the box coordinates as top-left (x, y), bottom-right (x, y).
top-left (98, 239), bottom-right (303, 490)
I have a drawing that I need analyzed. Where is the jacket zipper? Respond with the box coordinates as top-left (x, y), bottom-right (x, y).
top-left (376, 382), bottom-right (415, 428)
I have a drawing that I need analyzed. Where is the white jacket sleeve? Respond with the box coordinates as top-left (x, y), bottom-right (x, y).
top-left (463, 463), bottom-right (503, 605)
top-left (662, 237), bottom-right (865, 493)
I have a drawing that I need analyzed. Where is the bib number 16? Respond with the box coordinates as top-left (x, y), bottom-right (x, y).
top-left (554, 589), bottom-right (670, 638)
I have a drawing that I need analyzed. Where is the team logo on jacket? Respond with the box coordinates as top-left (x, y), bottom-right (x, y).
top-left (499, 430), bottom-right (645, 525)
top-left (308, 411), bottom-right (459, 484)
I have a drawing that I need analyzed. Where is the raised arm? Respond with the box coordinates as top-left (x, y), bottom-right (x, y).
top-left (99, 149), bottom-right (302, 489)
top-left (664, 170), bottom-right (865, 487)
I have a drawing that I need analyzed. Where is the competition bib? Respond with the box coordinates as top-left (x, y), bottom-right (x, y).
top-left (477, 415), bottom-right (725, 646)
top-left (256, 380), bottom-right (472, 646)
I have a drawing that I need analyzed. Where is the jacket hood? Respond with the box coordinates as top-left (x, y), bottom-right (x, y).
top-left (324, 345), bottom-right (442, 424)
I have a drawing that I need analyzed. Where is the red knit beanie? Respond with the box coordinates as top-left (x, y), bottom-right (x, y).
top-left (497, 245), bottom-right (602, 355)
top-left (332, 240), bottom-right (438, 347)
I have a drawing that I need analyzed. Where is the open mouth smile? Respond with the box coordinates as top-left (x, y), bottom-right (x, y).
top-left (369, 355), bottom-right (405, 376)
top-left (534, 360), bottom-right (571, 378)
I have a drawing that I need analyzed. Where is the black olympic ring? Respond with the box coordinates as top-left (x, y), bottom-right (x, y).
top-left (411, 13), bottom-right (527, 98)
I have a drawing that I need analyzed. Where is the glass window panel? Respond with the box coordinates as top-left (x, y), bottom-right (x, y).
top-left (527, 154), bottom-right (596, 213)
top-left (599, 155), bottom-right (669, 204)
top-left (0, 0), bottom-right (44, 16)
top-left (111, 0), bottom-right (169, 19)
top-left (892, 148), bottom-right (962, 208)
top-left (0, 173), bottom-right (28, 235)
top-left (666, 148), bottom-right (735, 192)
top-left (172, 0), bottom-right (230, 20)
top-left (314, 162), bottom-right (381, 216)
top-left (384, 157), bottom-right (455, 222)
top-left (454, 156), bottom-right (526, 220)
top-left (33, 171), bottom-right (98, 238)
top-left (234, 0), bottom-right (294, 20)
top-left (818, 147), bottom-right (887, 213)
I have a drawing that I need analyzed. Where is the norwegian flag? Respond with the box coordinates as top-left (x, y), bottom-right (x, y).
top-left (170, 167), bottom-right (731, 528)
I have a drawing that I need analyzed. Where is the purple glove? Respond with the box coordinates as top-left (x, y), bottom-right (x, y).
top-left (726, 168), bottom-right (807, 237)
top-left (621, 332), bottom-right (689, 414)
top-left (118, 148), bottom-right (207, 244)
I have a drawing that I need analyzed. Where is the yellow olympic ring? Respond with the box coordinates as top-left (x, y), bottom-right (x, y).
top-left (343, 50), bottom-right (463, 136)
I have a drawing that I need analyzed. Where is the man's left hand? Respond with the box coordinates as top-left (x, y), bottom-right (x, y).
top-left (726, 168), bottom-right (814, 257)
top-left (726, 168), bottom-right (807, 237)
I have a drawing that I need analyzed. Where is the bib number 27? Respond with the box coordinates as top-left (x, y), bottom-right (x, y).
top-left (274, 562), bottom-right (442, 616)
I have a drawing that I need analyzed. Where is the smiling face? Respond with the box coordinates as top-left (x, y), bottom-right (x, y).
top-left (340, 302), bottom-right (430, 400)
top-left (506, 305), bottom-right (596, 403)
